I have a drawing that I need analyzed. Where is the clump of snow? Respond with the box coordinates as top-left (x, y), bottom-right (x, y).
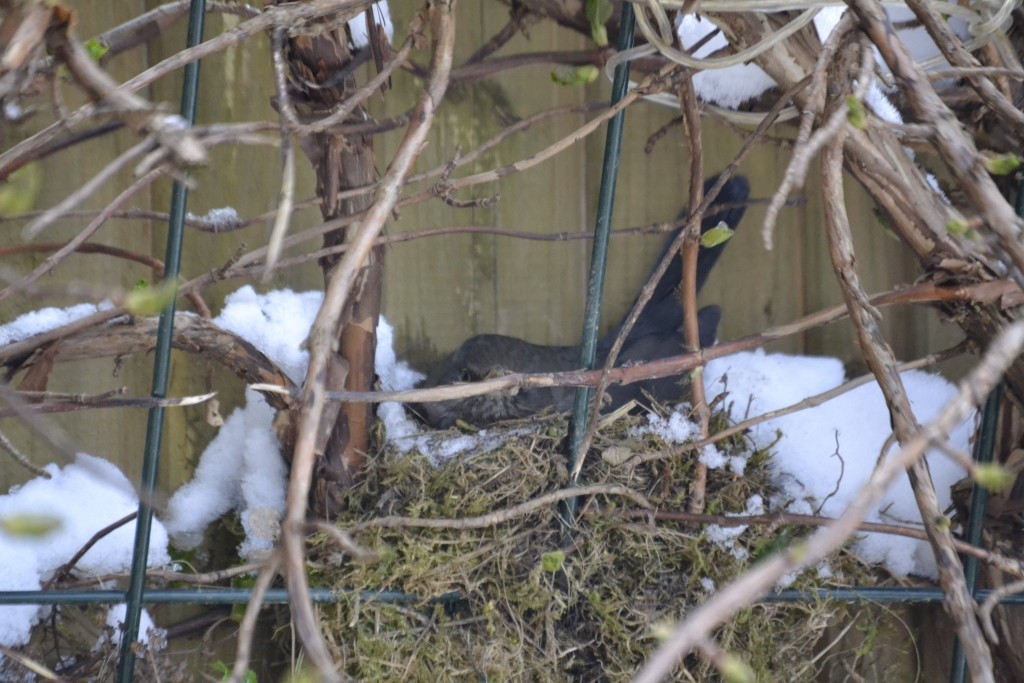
top-left (0, 454), bottom-right (169, 577)
top-left (212, 286), bottom-right (322, 384)
top-left (347, 1), bottom-right (394, 49)
top-left (0, 454), bottom-right (170, 652)
top-left (703, 349), bottom-right (972, 579)
top-left (186, 206), bottom-right (241, 231)
top-left (167, 287), bottom-right (496, 559)
top-left (375, 318), bottom-right (426, 446)
top-left (630, 411), bottom-right (746, 474)
top-left (675, 14), bottom-right (777, 109)
top-left (705, 495), bottom-right (765, 563)
top-left (0, 540), bottom-right (40, 653)
top-left (676, 3), bottom-right (970, 109)
top-left (96, 605), bottom-right (165, 651)
top-left (0, 301), bottom-right (113, 348)
top-left (164, 388), bottom-right (287, 561)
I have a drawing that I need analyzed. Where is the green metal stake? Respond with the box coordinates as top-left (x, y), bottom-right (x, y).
top-left (116, 1), bottom-right (206, 680)
top-left (948, 384), bottom-right (1004, 682)
top-left (564, 2), bottom-right (635, 523)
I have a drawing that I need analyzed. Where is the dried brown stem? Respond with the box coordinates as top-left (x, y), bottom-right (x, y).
top-left (821, 132), bottom-right (993, 681)
top-left (848, 0), bottom-right (1024, 289)
top-left (229, 551), bottom-right (281, 683)
top-left (280, 4), bottom-right (456, 679)
top-left (903, 0), bottom-right (1024, 137)
top-left (348, 484), bottom-right (651, 535)
top-left (678, 76), bottom-right (709, 512)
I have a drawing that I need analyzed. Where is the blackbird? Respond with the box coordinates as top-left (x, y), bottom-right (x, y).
top-left (414, 174), bottom-right (749, 429)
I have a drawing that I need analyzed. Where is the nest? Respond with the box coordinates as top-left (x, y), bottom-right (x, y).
top-left (313, 409), bottom-right (891, 681)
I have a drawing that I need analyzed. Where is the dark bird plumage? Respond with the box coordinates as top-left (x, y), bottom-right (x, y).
top-left (414, 174), bottom-right (749, 429)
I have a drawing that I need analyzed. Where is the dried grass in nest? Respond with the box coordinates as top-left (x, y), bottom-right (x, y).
top-left (312, 410), bottom-right (888, 681)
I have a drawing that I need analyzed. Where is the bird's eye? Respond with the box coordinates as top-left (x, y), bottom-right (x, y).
top-left (459, 368), bottom-right (473, 382)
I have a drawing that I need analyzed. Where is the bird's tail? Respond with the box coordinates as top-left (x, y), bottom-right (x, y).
top-left (598, 173), bottom-right (749, 352)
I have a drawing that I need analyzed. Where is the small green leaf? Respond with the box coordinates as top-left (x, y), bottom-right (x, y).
top-left (550, 65), bottom-right (600, 86)
top-left (84, 38), bottom-right (109, 61)
top-left (1, 513), bottom-right (61, 537)
top-left (125, 280), bottom-right (178, 316)
top-left (946, 219), bottom-right (969, 237)
top-left (846, 96), bottom-right (867, 129)
top-left (700, 223), bottom-right (734, 248)
top-left (752, 528), bottom-right (794, 560)
top-left (974, 463), bottom-right (1015, 492)
top-left (585, 0), bottom-right (612, 47)
top-left (0, 163), bottom-right (42, 217)
top-left (984, 153), bottom-right (1021, 176)
top-left (787, 540), bottom-right (808, 564)
top-left (719, 653), bottom-right (756, 683)
top-left (540, 550), bottom-right (565, 573)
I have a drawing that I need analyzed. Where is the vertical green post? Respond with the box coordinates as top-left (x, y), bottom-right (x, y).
top-left (565, 3), bottom-right (635, 520)
top-left (949, 384), bottom-right (1002, 683)
top-left (116, 1), bottom-right (206, 679)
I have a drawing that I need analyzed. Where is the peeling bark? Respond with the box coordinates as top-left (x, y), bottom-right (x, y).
top-left (274, 2), bottom-right (384, 513)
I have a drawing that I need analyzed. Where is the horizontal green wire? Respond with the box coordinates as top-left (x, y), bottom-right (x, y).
top-left (1, 586), bottom-right (1019, 606)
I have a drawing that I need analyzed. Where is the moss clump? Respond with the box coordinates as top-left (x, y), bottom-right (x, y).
top-left (314, 409), bottom-right (886, 681)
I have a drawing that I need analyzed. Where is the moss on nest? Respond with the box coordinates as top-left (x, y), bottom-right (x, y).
top-left (314, 409), bottom-right (886, 681)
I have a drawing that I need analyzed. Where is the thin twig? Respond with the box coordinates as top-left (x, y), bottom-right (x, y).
top-left (307, 521), bottom-right (379, 564)
top-left (264, 28), bottom-right (298, 281)
top-left (978, 578), bottom-right (1024, 644)
top-left (348, 485), bottom-right (652, 535)
top-left (0, 242), bottom-right (210, 316)
top-left (229, 552), bottom-right (281, 683)
top-left (616, 508), bottom-right (1005, 564)
top-left (0, 391), bottom-right (217, 418)
top-left (761, 13), bottom-right (860, 250)
top-left (0, 428), bottom-right (50, 478)
top-left (821, 119), bottom-right (994, 680)
top-left (4, 168), bottom-right (163, 302)
top-left (44, 512), bottom-right (137, 587)
top-left (17, 138), bottom-right (152, 242)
